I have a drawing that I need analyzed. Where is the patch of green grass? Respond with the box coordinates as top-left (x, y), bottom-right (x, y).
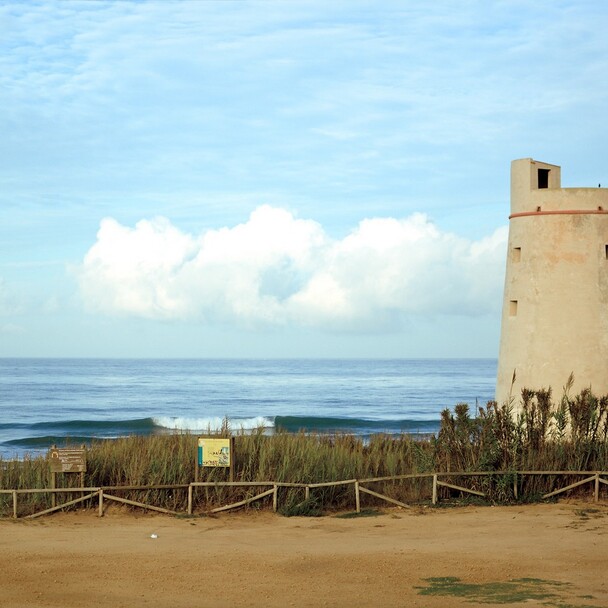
top-left (278, 497), bottom-right (323, 517)
top-left (431, 497), bottom-right (490, 509)
top-left (335, 508), bottom-right (383, 519)
top-left (416, 576), bottom-right (571, 605)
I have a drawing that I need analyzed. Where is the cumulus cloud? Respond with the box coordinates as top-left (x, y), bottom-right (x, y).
top-left (77, 206), bottom-right (507, 331)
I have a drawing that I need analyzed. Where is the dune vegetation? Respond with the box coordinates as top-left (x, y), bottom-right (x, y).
top-left (1, 382), bottom-right (607, 516)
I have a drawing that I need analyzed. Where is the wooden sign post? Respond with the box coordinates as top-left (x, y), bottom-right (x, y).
top-left (48, 445), bottom-right (87, 507)
top-left (195, 436), bottom-right (235, 482)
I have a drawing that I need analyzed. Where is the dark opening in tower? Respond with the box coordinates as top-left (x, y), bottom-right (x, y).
top-left (538, 168), bottom-right (550, 189)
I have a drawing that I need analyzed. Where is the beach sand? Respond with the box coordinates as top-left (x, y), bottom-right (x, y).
top-left (0, 501), bottom-right (606, 608)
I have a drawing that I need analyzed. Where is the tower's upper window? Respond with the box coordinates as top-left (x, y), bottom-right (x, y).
top-left (538, 168), bottom-right (550, 189)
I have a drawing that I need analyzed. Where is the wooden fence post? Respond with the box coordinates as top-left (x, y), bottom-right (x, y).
top-left (355, 481), bottom-right (360, 513)
top-left (12, 490), bottom-right (17, 519)
top-left (273, 485), bottom-right (278, 513)
top-left (98, 489), bottom-right (104, 517)
top-left (229, 436), bottom-right (235, 483)
top-left (513, 473), bottom-right (518, 500)
top-left (432, 474), bottom-right (438, 505)
top-left (188, 485), bottom-right (193, 515)
top-left (595, 473), bottom-right (600, 503)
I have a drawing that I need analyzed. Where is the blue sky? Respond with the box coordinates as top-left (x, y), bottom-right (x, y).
top-left (1, 0), bottom-right (607, 358)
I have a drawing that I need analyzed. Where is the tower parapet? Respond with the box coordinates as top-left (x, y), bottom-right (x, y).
top-left (495, 159), bottom-right (608, 406)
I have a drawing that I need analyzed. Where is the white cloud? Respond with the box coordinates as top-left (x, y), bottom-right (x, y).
top-left (77, 206), bottom-right (507, 331)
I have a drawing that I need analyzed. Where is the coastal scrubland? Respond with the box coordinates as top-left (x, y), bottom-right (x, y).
top-left (1, 384), bottom-right (607, 516)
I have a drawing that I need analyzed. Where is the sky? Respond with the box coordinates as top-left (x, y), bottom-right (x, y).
top-left (1, 0), bottom-right (607, 359)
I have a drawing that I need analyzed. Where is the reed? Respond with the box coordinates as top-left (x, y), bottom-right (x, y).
top-left (1, 385), bottom-right (607, 516)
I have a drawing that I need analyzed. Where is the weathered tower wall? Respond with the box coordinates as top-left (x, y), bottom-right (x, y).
top-left (495, 158), bottom-right (608, 406)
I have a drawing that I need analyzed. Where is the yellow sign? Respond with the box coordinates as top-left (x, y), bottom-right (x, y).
top-left (198, 437), bottom-right (231, 467)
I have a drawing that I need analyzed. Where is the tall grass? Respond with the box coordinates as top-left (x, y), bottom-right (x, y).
top-left (1, 385), bottom-right (607, 516)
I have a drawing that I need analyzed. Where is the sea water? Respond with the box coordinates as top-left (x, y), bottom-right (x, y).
top-left (0, 358), bottom-right (497, 459)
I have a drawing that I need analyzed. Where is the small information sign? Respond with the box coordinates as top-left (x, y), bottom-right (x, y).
top-left (48, 447), bottom-right (87, 473)
top-left (198, 437), bottom-right (231, 467)
top-left (196, 436), bottom-right (235, 482)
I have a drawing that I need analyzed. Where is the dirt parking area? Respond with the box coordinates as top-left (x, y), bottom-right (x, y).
top-left (0, 501), bottom-right (606, 607)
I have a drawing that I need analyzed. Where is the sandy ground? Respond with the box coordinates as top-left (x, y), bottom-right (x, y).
top-left (0, 501), bottom-right (606, 608)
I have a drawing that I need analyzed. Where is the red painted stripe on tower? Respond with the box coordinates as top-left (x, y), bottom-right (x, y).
top-left (509, 209), bottom-right (608, 219)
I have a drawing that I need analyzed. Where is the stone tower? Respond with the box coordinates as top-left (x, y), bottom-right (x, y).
top-left (495, 158), bottom-right (608, 406)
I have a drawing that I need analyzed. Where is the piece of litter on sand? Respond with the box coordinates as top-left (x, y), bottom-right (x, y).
top-left (150, 534), bottom-right (158, 539)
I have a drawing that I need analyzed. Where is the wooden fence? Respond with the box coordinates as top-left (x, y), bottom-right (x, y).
top-left (1, 470), bottom-right (606, 520)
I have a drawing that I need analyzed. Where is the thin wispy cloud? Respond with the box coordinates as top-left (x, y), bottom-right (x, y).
top-left (3, 1), bottom-right (607, 219)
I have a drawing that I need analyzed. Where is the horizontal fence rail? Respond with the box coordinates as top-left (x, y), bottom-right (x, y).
top-left (1, 471), bottom-right (606, 519)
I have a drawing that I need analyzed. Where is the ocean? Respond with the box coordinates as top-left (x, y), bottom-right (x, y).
top-left (0, 358), bottom-right (497, 459)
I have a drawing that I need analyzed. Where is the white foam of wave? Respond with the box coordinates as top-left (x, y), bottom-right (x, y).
top-left (153, 416), bottom-right (273, 432)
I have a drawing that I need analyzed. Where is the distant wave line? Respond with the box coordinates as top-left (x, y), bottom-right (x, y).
top-left (0, 415), bottom-right (440, 451)
top-left (274, 415), bottom-right (438, 433)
